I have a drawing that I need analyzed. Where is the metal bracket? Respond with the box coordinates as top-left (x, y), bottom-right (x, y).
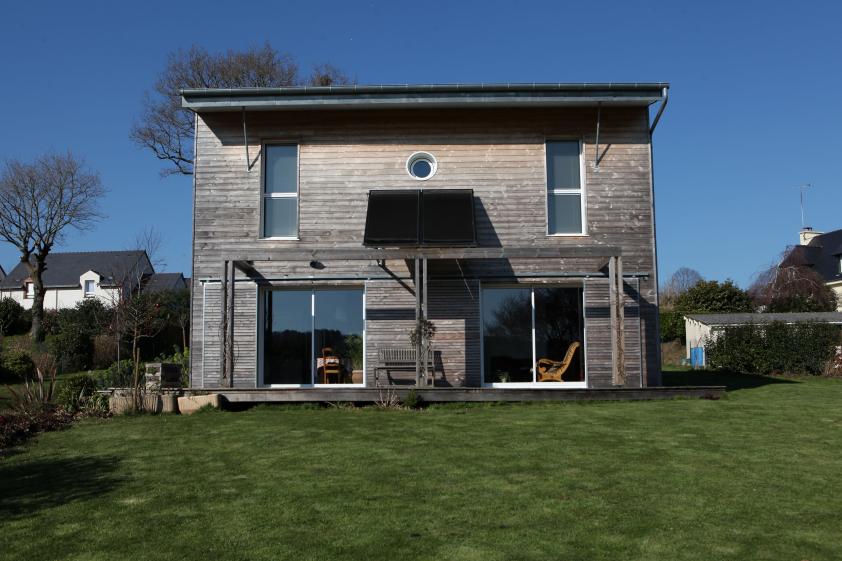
top-left (242, 107), bottom-right (250, 171)
top-left (594, 102), bottom-right (601, 171)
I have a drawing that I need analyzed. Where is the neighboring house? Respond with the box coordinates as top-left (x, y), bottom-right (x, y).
top-left (684, 312), bottom-right (842, 367)
top-left (0, 250), bottom-right (181, 310)
top-left (781, 227), bottom-right (842, 310)
top-left (183, 82), bottom-right (669, 392)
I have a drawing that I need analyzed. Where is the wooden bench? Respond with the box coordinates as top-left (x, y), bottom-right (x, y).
top-left (374, 348), bottom-right (435, 386)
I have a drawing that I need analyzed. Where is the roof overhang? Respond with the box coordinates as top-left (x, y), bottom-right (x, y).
top-left (181, 83), bottom-right (669, 112)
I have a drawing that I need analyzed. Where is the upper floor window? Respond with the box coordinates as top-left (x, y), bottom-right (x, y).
top-left (25, 282), bottom-right (34, 299)
top-left (546, 140), bottom-right (584, 235)
top-left (262, 144), bottom-right (299, 238)
top-left (84, 280), bottom-right (96, 296)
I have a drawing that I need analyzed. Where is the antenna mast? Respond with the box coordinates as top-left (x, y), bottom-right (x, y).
top-left (799, 183), bottom-right (812, 228)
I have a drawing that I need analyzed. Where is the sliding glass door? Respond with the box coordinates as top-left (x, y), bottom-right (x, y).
top-left (262, 288), bottom-right (365, 386)
top-left (482, 285), bottom-right (585, 386)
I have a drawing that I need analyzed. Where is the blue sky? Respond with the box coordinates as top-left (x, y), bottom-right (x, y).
top-left (1, 0), bottom-right (840, 287)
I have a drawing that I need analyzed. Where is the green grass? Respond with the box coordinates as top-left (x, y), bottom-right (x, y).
top-left (2, 370), bottom-right (842, 560)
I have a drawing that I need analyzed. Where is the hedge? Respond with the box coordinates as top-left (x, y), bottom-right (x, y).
top-left (705, 321), bottom-right (840, 375)
top-left (659, 311), bottom-right (685, 342)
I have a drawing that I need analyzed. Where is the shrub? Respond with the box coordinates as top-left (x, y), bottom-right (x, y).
top-left (0, 409), bottom-right (74, 449)
top-left (402, 388), bottom-right (422, 409)
top-left (0, 297), bottom-right (26, 335)
top-left (706, 321), bottom-right (841, 375)
top-left (48, 330), bottom-right (94, 373)
top-left (659, 311), bottom-right (685, 342)
top-left (55, 373), bottom-right (98, 413)
top-left (0, 350), bottom-right (36, 383)
top-left (675, 280), bottom-right (754, 314)
top-left (98, 359), bottom-right (136, 388)
top-left (47, 299), bottom-right (112, 372)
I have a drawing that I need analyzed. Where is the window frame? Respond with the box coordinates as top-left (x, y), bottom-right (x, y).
top-left (260, 142), bottom-right (300, 240)
top-left (257, 286), bottom-right (367, 388)
top-left (84, 279), bottom-right (96, 297)
top-left (24, 282), bottom-right (34, 299)
top-left (544, 138), bottom-right (587, 237)
top-left (479, 282), bottom-right (588, 388)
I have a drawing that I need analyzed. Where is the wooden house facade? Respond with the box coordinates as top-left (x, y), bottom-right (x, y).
top-left (184, 83), bottom-right (669, 394)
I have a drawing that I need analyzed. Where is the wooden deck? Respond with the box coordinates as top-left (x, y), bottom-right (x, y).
top-left (188, 386), bottom-right (726, 404)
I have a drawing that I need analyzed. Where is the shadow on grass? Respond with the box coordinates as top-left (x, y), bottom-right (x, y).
top-left (662, 368), bottom-right (799, 392)
top-left (0, 456), bottom-right (123, 519)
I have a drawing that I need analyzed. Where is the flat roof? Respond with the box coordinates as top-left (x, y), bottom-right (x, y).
top-left (181, 82), bottom-right (669, 112)
top-left (685, 312), bottom-right (842, 326)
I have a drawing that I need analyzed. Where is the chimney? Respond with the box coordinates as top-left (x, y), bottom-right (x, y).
top-left (799, 227), bottom-right (823, 245)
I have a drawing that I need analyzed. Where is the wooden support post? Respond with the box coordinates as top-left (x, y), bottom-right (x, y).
top-left (226, 260), bottom-right (235, 388)
top-left (609, 256), bottom-right (626, 386)
top-left (422, 257), bottom-right (429, 386)
top-left (414, 256), bottom-right (421, 386)
top-left (220, 261), bottom-right (228, 386)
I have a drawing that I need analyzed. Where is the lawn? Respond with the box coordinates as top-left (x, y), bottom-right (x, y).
top-left (2, 370), bottom-right (842, 561)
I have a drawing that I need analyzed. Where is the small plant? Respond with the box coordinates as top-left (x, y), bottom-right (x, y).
top-left (402, 388), bottom-right (423, 409)
top-left (408, 320), bottom-right (436, 348)
top-left (374, 387), bottom-right (401, 409)
top-left (1, 349), bottom-right (36, 383)
top-left (55, 373), bottom-right (99, 413)
top-left (7, 367), bottom-right (57, 418)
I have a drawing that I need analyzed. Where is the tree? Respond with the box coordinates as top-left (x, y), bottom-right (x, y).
top-left (0, 153), bottom-right (106, 341)
top-left (674, 280), bottom-right (754, 314)
top-left (132, 226), bottom-right (166, 270)
top-left (749, 262), bottom-right (836, 312)
top-left (131, 43), bottom-right (352, 176)
top-left (661, 267), bottom-right (704, 308)
top-left (158, 288), bottom-right (190, 351)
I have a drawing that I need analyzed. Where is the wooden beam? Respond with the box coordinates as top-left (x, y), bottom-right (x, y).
top-left (616, 256), bottom-right (625, 386)
top-left (414, 256), bottom-right (421, 386)
top-left (226, 260), bottom-right (235, 388)
top-left (608, 256), bottom-right (618, 385)
top-left (224, 245), bottom-right (622, 263)
top-left (219, 260), bottom-right (228, 386)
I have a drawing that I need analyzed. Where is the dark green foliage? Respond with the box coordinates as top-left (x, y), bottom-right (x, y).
top-left (766, 293), bottom-right (837, 313)
top-left (674, 280), bottom-right (754, 314)
top-left (55, 373), bottom-right (98, 413)
top-left (155, 347), bottom-right (190, 387)
top-left (402, 388), bottom-right (422, 409)
top-left (1, 350), bottom-right (36, 383)
top-left (659, 311), bottom-right (685, 342)
top-left (47, 299), bottom-right (110, 372)
top-left (0, 298), bottom-right (27, 335)
top-left (98, 360), bottom-right (135, 388)
top-left (706, 321), bottom-right (840, 375)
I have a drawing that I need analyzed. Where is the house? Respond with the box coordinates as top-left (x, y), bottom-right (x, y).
top-left (781, 227), bottom-right (842, 310)
top-left (0, 250), bottom-right (185, 310)
top-left (183, 82), bottom-right (669, 395)
top-left (684, 312), bottom-right (842, 367)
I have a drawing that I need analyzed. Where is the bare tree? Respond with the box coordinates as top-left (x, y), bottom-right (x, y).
top-left (130, 43), bottom-right (352, 176)
top-left (0, 152), bottom-right (106, 341)
top-left (661, 267), bottom-right (704, 308)
top-left (133, 226), bottom-right (166, 270)
top-left (749, 252), bottom-right (836, 312)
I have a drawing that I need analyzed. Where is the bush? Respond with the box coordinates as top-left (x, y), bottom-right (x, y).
top-left (0, 298), bottom-right (27, 335)
top-left (55, 373), bottom-right (99, 413)
top-left (48, 330), bottom-right (94, 373)
top-left (98, 359), bottom-right (136, 388)
top-left (402, 388), bottom-right (422, 409)
top-left (0, 409), bottom-right (74, 449)
top-left (659, 311), bottom-right (685, 342)
top-left (46, 299), bottom-right (112, 372)
top-left (0, 349), bottom-right (36, 383)
top-left (706, 321), bottom-right (841, 375)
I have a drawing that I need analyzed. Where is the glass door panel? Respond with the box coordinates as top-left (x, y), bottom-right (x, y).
top-left (534, 287), bottom-right (585, 382)
top-left (482, 287), bottom-right (533, 383)
top-left (263, 291), bottom-right (312, 384)
top-left (314, 290), bottom-right (364, 384)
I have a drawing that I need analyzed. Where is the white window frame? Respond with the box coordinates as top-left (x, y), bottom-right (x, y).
top-left (84, 279), bottom-right (96, 297)
top-left (257, 286), bottom-right (366, 388)
top-left (545, 139), bottom-right (587, 237)
top-left (24, 282), bottom-right (34, 299)
top-left (260, 143), bottom-right (300, 240)
top-left (479, 283), bottom-right (587, 389)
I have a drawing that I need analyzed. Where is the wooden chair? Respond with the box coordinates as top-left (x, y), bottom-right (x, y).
top-left (536, 341), bottom-right (581, 382)
top-left (321, 347), bottom-right (342, 384)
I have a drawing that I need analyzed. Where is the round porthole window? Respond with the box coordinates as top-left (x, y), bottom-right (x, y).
top-left (407, 152), bottom-right (437, 180)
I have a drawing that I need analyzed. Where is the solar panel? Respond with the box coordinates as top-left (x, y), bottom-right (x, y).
top-left (363, 189), bottom-right (476, 247)
top-left (363, 190), bottom-right (420, 246)
top-left (421, 190), bottom-right (476, 246)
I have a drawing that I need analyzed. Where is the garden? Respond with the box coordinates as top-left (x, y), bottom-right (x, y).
top-left (1, 368), bottom-right (841, 561)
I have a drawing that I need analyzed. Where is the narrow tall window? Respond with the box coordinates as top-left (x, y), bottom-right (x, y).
top-left (25, 282), bottom-right (34, 299)
top-left (84, 280), bottom-right (96, 296)
top-left (546, 140), bottom-right (584, 235)
top-left (263, 145), bottom-right (299, 238)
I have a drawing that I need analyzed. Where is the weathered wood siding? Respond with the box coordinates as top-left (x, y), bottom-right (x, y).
top-left (190, 107), bottom-right (660, 389)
